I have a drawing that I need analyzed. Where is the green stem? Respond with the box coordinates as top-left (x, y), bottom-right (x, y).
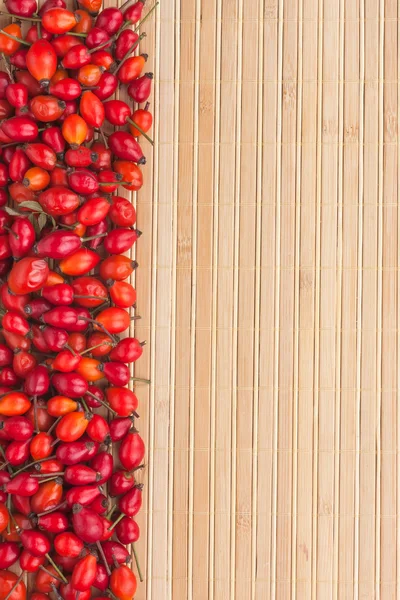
top-left (1, 53), bottom-right (14, 82)
top-left (106, 503), bottom-right (117, 520)
top-left (81, 232), bottom-right (108, 242)
top-left (0, 445), bottom-right (12, 475)
top-left (8, 511), bottom-right (20, 532)
top-left (80, 397), bottom-right (90, 413)
top-left (36, 501), bottom-right (67, 518)
top-left (50, 584), bottom-right (63, 600)
top-left (80, 341), bottom-right (113, 355)
top-left (113, 33), bottom-right (146, 75)
top-left (98, 181), bottom-right (131, 186)
top-left (33, 395), bottom-right (39, 433)
top-left (77, 316), bottom-right (119, 343)
top-left (65, 343), bottom-right (76, 356)
top-left (84, 390), bottom-right (118, 416)
top-left (12, 455), bottom-right (56, 477)
top-left (4, 572), bottom-right (24, 600)
top-left (39, 566), bottom-right (65, 583)
top-left (6, 495), bottom-right (11, 533)
top-left (96, 540), bottom-right (111, 576)
top-left (36, 475), bottom-right (59, 483)
top-left (0, 141), bottom-right (19, 148)
top-left (134, 2), bottom-right (159, 31)
top-left (98, 126), bottom-right (109, 148)
top-left (132, 543), bottom-right (144, 582)
top-left (47, 416), bottom-right (61, 436)
top-left (0, 28), bottom-right (31, 46)
top-left (0, 10), bottom-right (40, 20)
top-left (107, 512), bottom-right (125, 531)
top-left (94, 396), bottom-right (118, 415)
top-left (131, 376), bottom-right (151, 384)
top-left (88, 38), bottom-right (111, 53)
top-left (126, 117), bottom-right (154, 145)
top-left (45, 553), bottom-right (68, 584)
top-left (56, 224), bottom-right (75, 232)
top-left (31, 472), bottom-right (64, 478)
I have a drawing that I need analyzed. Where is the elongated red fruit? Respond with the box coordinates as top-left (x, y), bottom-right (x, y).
top-left (26, 40), bottom-right (57, 88)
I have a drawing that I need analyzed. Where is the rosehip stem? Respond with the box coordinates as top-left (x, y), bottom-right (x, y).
top-left (0, 28), bottom-right (31, 45)
top-left (57, 222), bottom-right (75, 230)
top-left (129, 463), bottom-right (145, 474)
top-left (12, 455), bottom-right (56, 477)
top-left (1, 53), bottom-right (13, 82)
top-left (119, 0), bottom-right (141, 12)
top-left (134, 1), bottom-right (159, 31)
top-left (45, 553), bottom-right (68, 583)
top-left (65, 343), bottom-right (76, 356)
top-left (133, 543), bottom-right (143, 582)
top-left (36, 474), bottom-right (60, 483)
top-left (126, 117), bottom-right (154, 145)
top-left (98, 181), bottom-right (131, 186)
top-left (80, 397), bottom-right (90, 413)
top-left (47, 416), bottom-right (61, 435)
top-left (107, 511), bottom-right (125, 531)
top-left (86, 393), bottom-right (118, 415)
top-left (97, 126), bottom-right (109, 148)
top-left (80, 341), bottom-right (114, 355)
top-left (67, 31), bottom-right (87, 36)
top-left (111, 553), bottom-right (119, 569)
top-left (51, 583), bottom-right (63, 600)
top-left (131, 376), bottom-right (151, 384)
top-left (106, 504), bottom-right (117, 520)
top-left (96, 540), bottom-right (111, 576)
top-left (78, 316), bottom-right (119, 342)
top-left (40, 565), bottom-right (65, 583)
top-left (113, 33), bottom-right (146, 75)
top-left (36, 501), bottom-right (68, 517)
top-left (33, 396), bottom-right (39, 433)
top-left (74, 294), bottom-right (108, 300)
top-left (0, 10), bottom-right (40, 21)
top-left (0, 141), bottom-right (19, 148)
top-left (0, 445), bottom-right (12, 475)
top-left (6, 496), bottom-right (11, 533)
top-left (82, 232), bottom-right (108, 242)
top-left (31, 472), bottom-right (64, 478)
top-left (8, 511), bottom-right (20, 532)
top-left (116, 19), bottom-right (133, 36)
top-left (3, 572), bottom-right (24, 600)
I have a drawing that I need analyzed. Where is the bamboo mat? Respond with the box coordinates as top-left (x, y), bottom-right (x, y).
top-left (133, 0), bottom-right (400, 597)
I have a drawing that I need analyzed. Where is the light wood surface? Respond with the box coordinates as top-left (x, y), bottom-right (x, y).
top-left (134, 0), bottom-right (400, 597)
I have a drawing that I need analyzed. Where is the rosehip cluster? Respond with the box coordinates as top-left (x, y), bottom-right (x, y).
top-left (0, 0), bottom-right (153, 597)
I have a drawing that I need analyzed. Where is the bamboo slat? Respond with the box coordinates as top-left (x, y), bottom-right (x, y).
top-left (142, 0), bottom-right (397, 597)
top-left (137, 0), bottom-right (399, 597)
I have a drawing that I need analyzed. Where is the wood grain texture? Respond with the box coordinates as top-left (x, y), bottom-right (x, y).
top-left (133, 0), bottom-right (399, 598)
top-left (134, 0), bottom-right (400, 597)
